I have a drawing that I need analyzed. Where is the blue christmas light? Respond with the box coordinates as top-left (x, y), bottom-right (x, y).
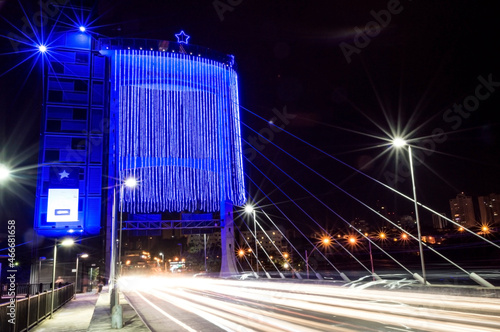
top-left (112, 49), bottom-right (245, 213)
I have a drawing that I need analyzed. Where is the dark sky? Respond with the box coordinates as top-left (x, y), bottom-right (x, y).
top-left (0, 0), bottom-right (499, 235)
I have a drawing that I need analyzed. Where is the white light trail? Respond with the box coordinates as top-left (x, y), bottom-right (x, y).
top-left (122, 277), bottom-right (500, 332)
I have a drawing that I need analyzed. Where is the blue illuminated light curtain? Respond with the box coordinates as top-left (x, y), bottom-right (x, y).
top-left (114, 50), bottom-right (245, 213)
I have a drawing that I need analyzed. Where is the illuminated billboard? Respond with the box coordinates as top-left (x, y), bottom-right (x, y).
top-left (47, 188), bottom-right (79, 222)
top-left (46, 167), bottom-right (80, 223)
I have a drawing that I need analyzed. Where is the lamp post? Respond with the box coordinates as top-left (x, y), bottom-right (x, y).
top-left (51, 238), bottom-right (74, 319)
top-left (118, 177), bottom-right (137, 278)
top-left (74, 253), bottom-right (88, 298)
top-left (244, 205), bottom-right (258, 274)
top-left (392, 138), bottom-right (427, 284)
top-left (159, 253), bottom-right (164, 271)
top-left (111, 176), bottom-right (137, 328)
top-left (305, 237), bottom-right (331, 279)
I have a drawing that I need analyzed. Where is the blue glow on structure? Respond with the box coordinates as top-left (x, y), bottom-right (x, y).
top-left (112, 49), bottom-right (245, 213)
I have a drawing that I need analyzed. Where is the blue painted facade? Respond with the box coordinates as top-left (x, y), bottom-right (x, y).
top-left (34, 31), bottom-right (106, 236)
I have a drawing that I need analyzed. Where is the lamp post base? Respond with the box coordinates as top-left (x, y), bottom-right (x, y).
top-left (111, 304), bottom-right (123, 329)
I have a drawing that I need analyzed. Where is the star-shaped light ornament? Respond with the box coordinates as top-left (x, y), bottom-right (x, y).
top-left (59, 170), bottom-right (70, 179)
top-left (175, 30), bottom-right (190, 44)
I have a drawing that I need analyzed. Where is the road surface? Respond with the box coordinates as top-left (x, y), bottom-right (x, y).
top-left (120, 276), bottom-right (500, 332)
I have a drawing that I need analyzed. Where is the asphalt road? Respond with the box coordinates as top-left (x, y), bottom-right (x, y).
top-left (121, 276), bottom-right (500, 332)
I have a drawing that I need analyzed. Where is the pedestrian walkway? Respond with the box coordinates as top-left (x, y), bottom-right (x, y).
top-left (31, 287), bottom-right (150, 331)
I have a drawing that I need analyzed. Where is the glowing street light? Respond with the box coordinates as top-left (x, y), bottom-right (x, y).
top-left (392, 137), bottom-right (406, 147)
top-left (392, 137), bottom-right (427, 285)
top-left (244, 204), bottom-right (259, 274)
top-left (51, 238), bottom-right (74, 318)
top-left (79, 26), bottom-right (86, 32)
top-left (124, 177), bottom-right (137, 188)
top-left (38, 44), bottom-right (47, 53)
top-left (305, 236), bottom-right (332, 279)
top-left (0, 164), bottom-right (10, 181)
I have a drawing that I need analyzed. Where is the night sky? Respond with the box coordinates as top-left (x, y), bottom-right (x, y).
top-left (0, 0), bottom-right (499, 239)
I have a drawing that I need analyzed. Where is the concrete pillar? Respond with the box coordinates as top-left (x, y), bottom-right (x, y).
top-left (220, 201), bottom-right (238, 277)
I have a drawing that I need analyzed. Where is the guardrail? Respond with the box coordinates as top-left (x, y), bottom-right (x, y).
top-left (1, 283), bottom-right (55, 298)
top-left (0, 283), bottom-right (74, 332)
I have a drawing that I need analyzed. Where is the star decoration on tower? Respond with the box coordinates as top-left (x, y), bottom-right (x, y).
top-left (59, 170), bottom-right (69, 179)
top-left (175, 30), bottom-right (190, 44)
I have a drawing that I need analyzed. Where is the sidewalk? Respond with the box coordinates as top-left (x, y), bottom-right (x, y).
top-left (31, 287), bottom-right (150, 331)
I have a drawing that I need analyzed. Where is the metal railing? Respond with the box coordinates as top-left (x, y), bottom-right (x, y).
top-left (1, 283), bottom-right (55, 298)
top-left (0, 283), bottom-right (74, 332)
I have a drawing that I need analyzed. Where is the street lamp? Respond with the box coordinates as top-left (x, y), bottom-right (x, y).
top-left (305, 237), bottom-right (331, 279)
top-left (244, 204), bottom-right (259, 274)
top-left (392, 138), bottom-right (427, 285)
top-left (111, 176), bottom-right (137, 328)
top-left (51, 238), bottom-right (74, 319)
top-left (74, 253), bottom-right (88, 298)
top-left (118, 177), bottom-right (137, 278)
